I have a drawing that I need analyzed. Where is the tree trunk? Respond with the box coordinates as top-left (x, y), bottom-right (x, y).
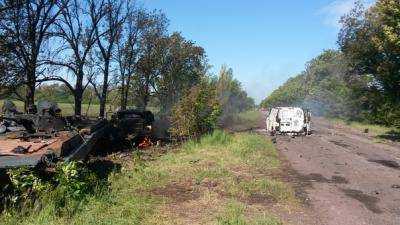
top-left (120, 76), bottom-right (126, 110)
top-left (99, 61), bottom-right (109, 118)
top-left (121, 73), bottom-right (132, 110)
top-left (25, 64), bottom-right (36, 113)
top-left (74, 90), bottom-right (83, 116)
top-left (74, 70), bottom-right (84, 116)
top-left (143, 82), bottom-right (150, 110)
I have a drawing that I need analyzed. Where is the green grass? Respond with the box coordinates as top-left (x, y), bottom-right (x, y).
top-left (0, 131), bottom-right (293, 225)
top-left (223, 110), bottom-right (264, 131)
top-left (0, 99), bottom-right (107, 117)
top-left (217, 201), bottom-right (282, 225)
top-left (0, 100), bottom-right (159, 118)
top-left (330, 118), bottom-right (400, 142)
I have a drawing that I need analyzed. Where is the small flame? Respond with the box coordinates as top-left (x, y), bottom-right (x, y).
top-left (138, 137), bottom-right (152, 149)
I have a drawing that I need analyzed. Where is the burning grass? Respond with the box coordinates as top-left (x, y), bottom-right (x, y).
top-left (0, 131), bottom-right (296, 225)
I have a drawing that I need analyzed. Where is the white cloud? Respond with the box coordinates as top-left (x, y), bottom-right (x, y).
top-left (318, 0), bottom-right (374, 28)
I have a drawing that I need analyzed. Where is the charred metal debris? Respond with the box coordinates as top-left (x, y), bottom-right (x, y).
top-left (0, 100), bottom-right (154, 170)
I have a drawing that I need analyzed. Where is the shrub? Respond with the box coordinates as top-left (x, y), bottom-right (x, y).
top-left (170, 81), bottom-right (221, 138)
top-left (3, 162), bottom-right (99, 214)
top-left (6, 168), bottom-right (51, 208)
top-left (54, 161), bottom-right (98, 201)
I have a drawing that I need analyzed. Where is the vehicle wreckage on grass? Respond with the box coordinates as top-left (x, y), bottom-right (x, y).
top-left (0, 100), bottom-right (154, 170)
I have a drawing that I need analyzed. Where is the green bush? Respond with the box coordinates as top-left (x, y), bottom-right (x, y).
top-left (170, 81), bottom-right (222, 138)
top-left (3, 162), bottom-right (99, 215)
top-left (6, 168), bottom-right (51, 208)
top-left (54, 161), bottom-right (98, 200)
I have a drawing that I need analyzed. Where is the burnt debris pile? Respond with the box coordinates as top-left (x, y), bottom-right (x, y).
top-left (0, 100), bottom-right (154, 170)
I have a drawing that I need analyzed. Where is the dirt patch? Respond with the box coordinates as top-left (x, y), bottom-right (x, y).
top-left (329, 140), bottom-right (352, 149)
top-left (301, 173), bottom-right (329, 183)
top-left (200, 179), bottom-right (219, 189)
top-left (151, 181), bottom-right (200, 203)
top-left (342, 189), bottom-right (382, 214)
top-left (298, 173), bottom-right (348, 184)
top-left (331, 176), bottom-right (348, 184)
top-left (272, 156), bottom-right (312, 206)
top-left (244, 193), bottom-right (275, 206)
top-left (368, 159), bottom-right (400, 170)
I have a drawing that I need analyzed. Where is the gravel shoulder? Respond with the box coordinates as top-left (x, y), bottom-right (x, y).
top-left (269, 117), bottom-right (400, 225)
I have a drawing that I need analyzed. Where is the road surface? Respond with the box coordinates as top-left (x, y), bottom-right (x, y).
top-left (273, 117), bottom-right (400, 225)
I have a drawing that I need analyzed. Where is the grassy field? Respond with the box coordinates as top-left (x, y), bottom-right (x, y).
top-left (222, 110), bottom-right (265, 132)
top-left (0, 100), bottom-right (159, 117)
top-left (0, 99), bottom-right (106, 117)
top-left (329, 118), bottom-right (400, 142)
top-left (0, 131), bottom-right (295, 225)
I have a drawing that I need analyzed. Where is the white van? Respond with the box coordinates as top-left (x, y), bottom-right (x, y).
top-left (266, 107), bottom-right (311, 136)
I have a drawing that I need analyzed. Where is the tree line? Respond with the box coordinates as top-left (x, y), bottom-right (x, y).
top-left (0, 0), bottom-right (254, 136)
top-left (0, 0), bottom-right (208, 118)
top-left (261, 0), bottom-right (400, 127)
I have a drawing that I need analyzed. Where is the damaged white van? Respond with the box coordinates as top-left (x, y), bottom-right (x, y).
top-left (266, 107), bottom-right (311, 136)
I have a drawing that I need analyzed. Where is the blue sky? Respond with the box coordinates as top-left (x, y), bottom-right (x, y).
top-left (143, 0), bottom-right (371, 103)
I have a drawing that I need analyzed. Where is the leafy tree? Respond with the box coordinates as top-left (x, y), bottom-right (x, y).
top-left (216, 65), bottom-right (255, 124)
top-left (260, 74), bottom-right (307, 108)
top-left (261, 50), bottom-right (361, 119)
top-left (91, 0), bottom-right (127, 118)
top-left (45, 0), bottom-right (105, 116)
top-left (170, 80), bottom-right (221, 139)
top-left (339, 0), bottom-right (400, 125)
top-left (0, 0), bottom-right (62, 111)
top-left (155, 32), bottom-right (207, 115)
top-left (0, 36), bottom-right (23, 98)
top-left (116, 8), bottom-right (163, 110)
top-left (132, 11), bottom-right (168, 110)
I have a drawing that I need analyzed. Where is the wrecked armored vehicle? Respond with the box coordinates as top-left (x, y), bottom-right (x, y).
top-left (0, 100), bottom-right (154, 170)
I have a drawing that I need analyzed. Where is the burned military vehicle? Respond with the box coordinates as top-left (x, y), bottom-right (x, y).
top-left (0, 100), bottom-right (154, 170)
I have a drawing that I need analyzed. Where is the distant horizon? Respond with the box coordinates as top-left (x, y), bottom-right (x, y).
top-left (144, 0), bottom-right (374, 103)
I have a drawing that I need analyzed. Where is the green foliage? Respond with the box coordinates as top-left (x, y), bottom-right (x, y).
top-left (262, 0), bottom-right (400, 127)
top-left (261, 50), bottom-right (358, 118)
top-left (54, 162), bottom-right (98, 201)
top-left (2, 162), bottom-right (99, 219)
top-left (260, 45), bottom-right (400, 126)
top-left (217, 202), bottom-right (247, 225)
top-left (232, 110), bottom-right (264, 129)
top-left (329, 117), bottom-right (400, 140)
top-left (337, 0), bottom-right (400, 126)
top-left (1, 131), bottom-right (292, 225)
top-left (339, 0), bottom-right (400, 101)
top-left (260, 74), bottom-right (306, 108)
top-left (198, 129), bottom-right (233, 145)
top-left (217, 201), bottom-right (282, 225)
top-left (6, 168), bottom-right (51, 207)
top-left (170, 80), bottom-right (222, 138)
top-left (150, 33), bottom-right (208, 114)
top-left (216, 66), bottom-right (255, 125)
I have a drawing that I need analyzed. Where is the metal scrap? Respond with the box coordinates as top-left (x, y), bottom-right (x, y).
top-left (0, 101), bottom-right (154, 170)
